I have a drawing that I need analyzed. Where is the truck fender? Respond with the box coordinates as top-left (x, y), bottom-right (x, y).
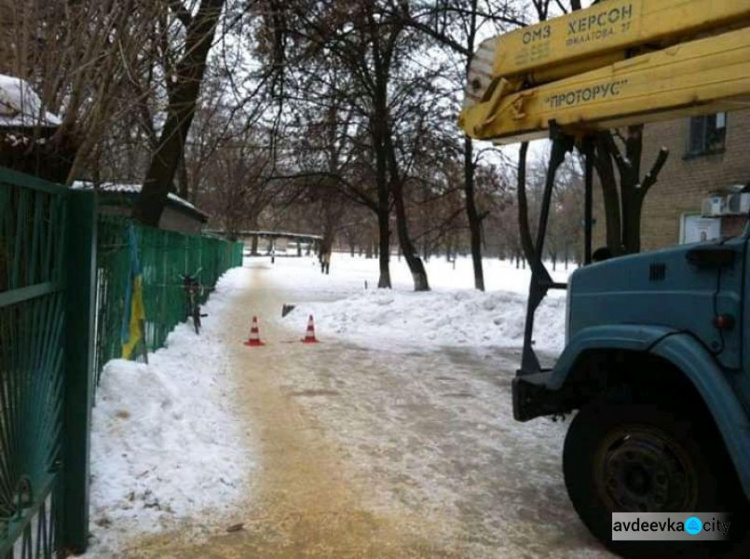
top-left (649, 333), bottom-right (750, 499)
top-left (549, 326), bottom-right (750, 499)
top-left (547, 324), bottom-right (677, 391)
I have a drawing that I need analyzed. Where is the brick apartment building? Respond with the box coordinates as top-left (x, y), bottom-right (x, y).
top-left (592, 109), bottom-right (750, 253)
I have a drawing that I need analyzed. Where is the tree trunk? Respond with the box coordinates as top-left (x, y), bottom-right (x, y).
top-left (622, 190), bottom-right (646, 253)
top-left (372, 78), bottom-right (392, 287)
top-left (593, 133), bottom-right (624, 255)
top-left (594, 126), bottom-right (668, 255)
top-left (463, 136), bottom-right (485, 291)
top-left (383, 112), bottom-right (429, 291)
top-left (377, 195), bottom-right (391, 288)
top-left (376, 183), bottom-right (391, 287)
top-left (133, 0), bottom-right (225, 226)
top-left (392, 180), bottom-right (429, 291)
top-left (378, 208), bottom-right (391, 289)
top-left (178, 153), bottom-right (189, 200)
top-left (516, 142), bottom-right (538, 268)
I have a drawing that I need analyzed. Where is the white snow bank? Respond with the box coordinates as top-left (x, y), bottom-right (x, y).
top-left (255, 255), bottom-right (570, 354)
top-left (0, 74), bottom-right (61, 127)
top-left (286, 288), bottom-right (566, 354)
top-left (87, 268), bottom-right (253, 556)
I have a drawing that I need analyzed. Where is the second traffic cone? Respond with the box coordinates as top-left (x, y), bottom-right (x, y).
top-left (244, 316), bottom-right (265, 346)
top-left (302, 314), bottom-right (318, 343)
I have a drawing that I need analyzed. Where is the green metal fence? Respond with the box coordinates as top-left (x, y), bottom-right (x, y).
top-left (94, 216), bottom-right (243, 377)
top-left (1, 165), bottom-right (242, 557)
top-left (0, 169), bottom-right (93, 558)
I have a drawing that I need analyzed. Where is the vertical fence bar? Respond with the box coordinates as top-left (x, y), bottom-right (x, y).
top-left (62, 190), bottom-right (97, 553)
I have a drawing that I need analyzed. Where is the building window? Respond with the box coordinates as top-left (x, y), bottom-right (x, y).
top-left (686, 113), bottom-right (726, 158)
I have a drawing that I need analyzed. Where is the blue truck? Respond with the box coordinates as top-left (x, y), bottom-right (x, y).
top-left (515, 238), bottom-right (750, 556)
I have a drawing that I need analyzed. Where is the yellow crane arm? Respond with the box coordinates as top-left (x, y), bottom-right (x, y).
top-left (460, 0), bottom-right (750, 143)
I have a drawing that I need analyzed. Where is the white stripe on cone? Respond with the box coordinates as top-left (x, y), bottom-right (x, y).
top-left (244, 316), bottom-right (265, 346)
top-left (302, 314), bottom-right (318, 343)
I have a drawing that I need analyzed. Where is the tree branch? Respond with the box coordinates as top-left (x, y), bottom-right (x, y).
top-left (168, 0), bottom-right (193, 28)
top-left (640, 147), bottom-right (669, 197)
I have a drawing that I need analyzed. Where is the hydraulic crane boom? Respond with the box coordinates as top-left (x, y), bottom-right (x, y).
top-left (460, 0), bottom-right (750, 143)
top-left (459, 0), bottom-right (750, 388)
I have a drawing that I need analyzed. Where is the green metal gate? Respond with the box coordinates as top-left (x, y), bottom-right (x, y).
top-left (0, 169), bottom-right (96, 557)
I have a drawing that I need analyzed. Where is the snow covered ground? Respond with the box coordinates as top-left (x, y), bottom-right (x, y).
top-left (86, 253), bottom-right (582, 557)
top-left (227, 255), bottom-right (605, 557)
top-left (86, 269), bottom-right (255, 556)
top-left (267, 253), bottom-right (573, 354)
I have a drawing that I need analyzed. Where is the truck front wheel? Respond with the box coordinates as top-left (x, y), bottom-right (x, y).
top-left (563, 397), bottom-right (745, 557)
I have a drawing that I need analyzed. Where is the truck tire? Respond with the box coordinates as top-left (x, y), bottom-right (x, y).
top-left (563, 395), bottom-right (748, 558)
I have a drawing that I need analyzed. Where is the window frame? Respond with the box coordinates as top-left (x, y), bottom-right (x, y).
top-left (684, 112), bottom-right (727, 159)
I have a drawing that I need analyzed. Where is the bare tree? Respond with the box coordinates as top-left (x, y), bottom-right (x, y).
top-left (0, 0), bottom-right (164, 182)
top-left (133, 0), bottom-right (228, 226)
top-left (523, 0), bottom-right (669, 257)
top-left (396, 0), bottom-right (525, 290)
top-left (593, 128), bottom-right (669, 255)
top-left (281, 0), bottom-right (447, 290)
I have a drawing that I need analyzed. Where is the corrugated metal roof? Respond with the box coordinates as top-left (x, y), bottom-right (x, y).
top-left (71, 181), bottom-right (208, 219)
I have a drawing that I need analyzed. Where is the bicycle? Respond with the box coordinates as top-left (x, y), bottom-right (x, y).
top-left (180, 269), bottom-right (208, 334)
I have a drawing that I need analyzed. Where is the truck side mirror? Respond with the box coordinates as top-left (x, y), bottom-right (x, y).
top-left (685, 246), bottom-right (735, 268)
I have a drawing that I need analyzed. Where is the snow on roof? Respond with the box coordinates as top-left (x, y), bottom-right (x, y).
top-left (234, 230), bottom-right (324, 240)
top-left (71, 181), bottom-right (207, 217)
top-left (0, 74), bottom-right (61, 128)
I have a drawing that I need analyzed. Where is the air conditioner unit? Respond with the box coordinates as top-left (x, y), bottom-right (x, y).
top-left (726, 192), bottom-right (750, 215)
top-left (702, 195), bottom-right (726, 217)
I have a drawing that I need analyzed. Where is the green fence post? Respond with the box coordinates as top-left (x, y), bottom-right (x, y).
top-left (62, 190), bottom-right (97, 553)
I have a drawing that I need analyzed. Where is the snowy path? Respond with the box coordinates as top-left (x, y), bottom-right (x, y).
top-left (125, 259), bottom-right (611, 558)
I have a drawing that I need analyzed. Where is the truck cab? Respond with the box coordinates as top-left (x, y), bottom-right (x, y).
top-left (513, 232), bottom-right (750, 556)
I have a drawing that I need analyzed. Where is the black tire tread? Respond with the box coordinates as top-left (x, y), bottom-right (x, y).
top-left (563, 393), bottom-right (747, 558)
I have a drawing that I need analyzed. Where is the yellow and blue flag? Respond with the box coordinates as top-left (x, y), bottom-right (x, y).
top-left (122, 225), bottom-right (146, 359)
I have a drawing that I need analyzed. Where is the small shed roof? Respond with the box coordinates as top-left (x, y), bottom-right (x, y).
top-left (213, 230), bottom-right (324, 241)
top-left (71, 181), bottom-right (209, 222)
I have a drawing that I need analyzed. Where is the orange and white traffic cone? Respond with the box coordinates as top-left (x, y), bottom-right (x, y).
top-left (302, 314), bottom-right (318, 343)
top-left (244, 316), bottom-right (265, 346)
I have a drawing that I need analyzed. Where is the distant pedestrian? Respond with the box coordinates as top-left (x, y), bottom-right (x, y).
top-left (321, 251), bottom-right (331, 274)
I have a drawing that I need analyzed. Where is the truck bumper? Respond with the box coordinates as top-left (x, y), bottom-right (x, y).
top-left (512, 372), bottom-right (569, 422)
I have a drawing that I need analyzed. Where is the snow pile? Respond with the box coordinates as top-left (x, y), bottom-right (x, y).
top-left (287, 288), bottom-right (565, 354)
top-left (87, 268), bottom-right (253, 555)
top-left (0, 74), bottom-right (61, 127)
top-left (257, 255), bottom-right (571, 354)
